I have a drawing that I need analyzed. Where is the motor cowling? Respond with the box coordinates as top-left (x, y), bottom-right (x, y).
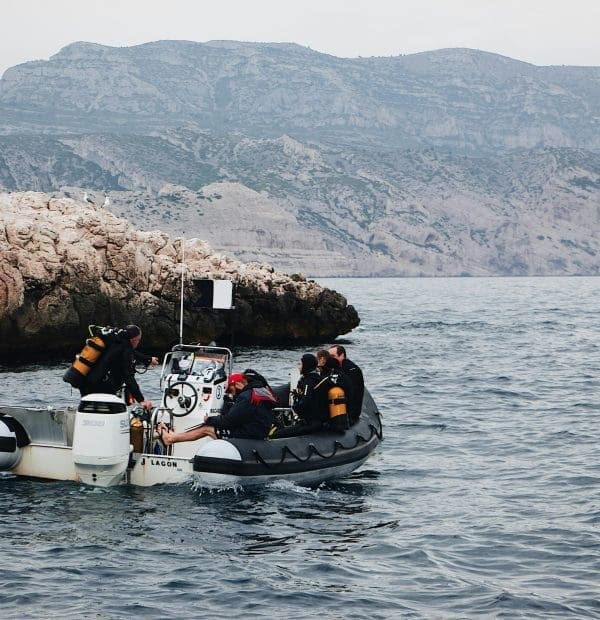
top-left (72, 394), bottom-right (130, 486)
top-left (0, 417), bottom-right (23, 470)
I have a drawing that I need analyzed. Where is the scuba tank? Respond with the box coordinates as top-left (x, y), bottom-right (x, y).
top-left (328, 384), bottom-right (349, 431)
top-left (129, 416), bottom-right (144, 453)
top-left (62, 326), bottom-right (121, 388)
top-left (63, 335), bottom-right (106, 388)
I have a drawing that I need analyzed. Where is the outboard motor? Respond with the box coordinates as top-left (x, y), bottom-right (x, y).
top-left (0, 417), bottom-right (24, 471)
top-left (72, 394), bottom-right (130, 487)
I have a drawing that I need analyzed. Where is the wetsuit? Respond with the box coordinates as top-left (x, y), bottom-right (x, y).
top-left (274, 369), bottom-right (325, 438)
top-left (80, 338), bottom-right (145, 402)
top-left (341, 358), bottom-right (364, 424)
top-left (205, 385), bottom-right (277, 440)
top-left (315, 368), bottom-right (352, 432)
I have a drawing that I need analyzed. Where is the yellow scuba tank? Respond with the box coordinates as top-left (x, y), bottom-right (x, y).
top-left (62, 334), bottom-right (107, 388)
top-left (129, 417), bottom-right (144, 453)
top-left (328, 385), bottom-right (349, 431)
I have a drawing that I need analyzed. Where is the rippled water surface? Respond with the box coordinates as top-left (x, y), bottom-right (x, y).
top-left (1, 277), bottom-right (599, 619)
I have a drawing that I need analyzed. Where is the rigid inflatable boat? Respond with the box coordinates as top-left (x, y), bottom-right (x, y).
top-left (0, 344), bottom-right (382, 488)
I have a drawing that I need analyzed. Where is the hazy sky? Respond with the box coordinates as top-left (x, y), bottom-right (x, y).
top-left (2, 0), bottom-right (599, 76)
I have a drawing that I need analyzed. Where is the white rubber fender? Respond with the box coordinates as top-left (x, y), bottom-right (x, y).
top-left (0, 418), bottom-right (23, 470)
top-left (195, 439), bottom-right (242, 461)
top-left (194, 439), bottom-right (242, 488)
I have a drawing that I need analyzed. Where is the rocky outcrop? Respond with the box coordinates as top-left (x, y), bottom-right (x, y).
top-left (0, 192), bottom-right (359, 360)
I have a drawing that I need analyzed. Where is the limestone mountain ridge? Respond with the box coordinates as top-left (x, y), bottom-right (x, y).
top-left (0, 41), bottom-right (598, 276)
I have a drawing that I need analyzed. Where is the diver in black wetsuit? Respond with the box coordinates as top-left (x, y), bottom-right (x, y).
top-left (79, 325), bottom-right (156, 410)
top-left (272, 354), bottom-right (331, 438)
top-left (328, 345), bottom-right (364, 425)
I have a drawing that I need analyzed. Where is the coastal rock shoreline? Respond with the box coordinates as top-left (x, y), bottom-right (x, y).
top-left (0, 192), bottom-right (359, 361)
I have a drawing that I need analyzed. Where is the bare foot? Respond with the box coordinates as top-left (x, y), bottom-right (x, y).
top-left (156, 422), bottom-right (175, 446)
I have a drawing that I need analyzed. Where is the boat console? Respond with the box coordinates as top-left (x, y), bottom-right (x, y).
top-left (150, 344), bottom-right (233, 458)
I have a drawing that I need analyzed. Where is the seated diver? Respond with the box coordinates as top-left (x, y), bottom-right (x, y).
top-left (271, 354), bottom-right (328, 438)
top-left (316, 349), bottom-right (331, 374)
top-left (158, 371), bottom-right (277, 444)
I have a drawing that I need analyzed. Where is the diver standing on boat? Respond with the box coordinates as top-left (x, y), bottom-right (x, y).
top-left (79, 325), bottom-right (155, 410)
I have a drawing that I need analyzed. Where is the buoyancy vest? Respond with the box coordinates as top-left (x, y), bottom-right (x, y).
top-left (292, 371), bottom-right (322, 422)
top-left (249, 386), bottom-right (279, 407)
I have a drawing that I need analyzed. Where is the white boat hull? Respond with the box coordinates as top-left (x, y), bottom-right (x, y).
top-left (1, 345), bottom-right (382, 489)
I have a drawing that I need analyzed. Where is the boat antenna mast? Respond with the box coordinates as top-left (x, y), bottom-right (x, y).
top-left (179, 237), bottom-right (185, 345)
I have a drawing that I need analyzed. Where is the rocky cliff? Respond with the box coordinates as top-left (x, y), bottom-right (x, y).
top-left (0, 41), bottom-right (599, 277)
top-left (0, 191), bottom-right (359, 360)
top-left (1, 131), bottom-right (598, 276)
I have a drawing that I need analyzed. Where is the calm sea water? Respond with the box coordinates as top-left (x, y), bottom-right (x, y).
top-left (1, 277), bottom-right (599, 619)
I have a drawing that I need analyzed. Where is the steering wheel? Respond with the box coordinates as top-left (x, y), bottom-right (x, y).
top-left (163, 380), bottom-right (199, 417)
